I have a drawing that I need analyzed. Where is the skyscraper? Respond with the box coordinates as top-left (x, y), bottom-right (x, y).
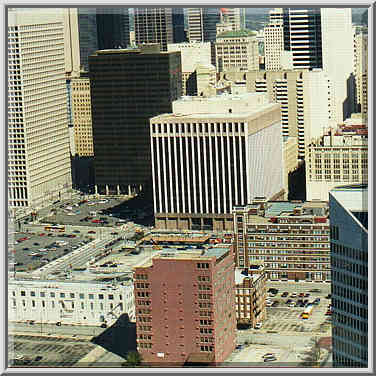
top-left (219, 8), bottom-right (246, 30)
top-left (187, 8), bottom-right (220, 43)
top-left (77, 8), bottom-right (98, 71)
top-left (8, 9), bottom-right (72, 210)
top-left (89, 45), bottom-right (181, 196)
top-left (267, 8), bottom-right (355, 122)
top-left (171, 8), bottom-right (186, 43)
top-left (134, 8), bottom-right (173, 51)
top-left (329, 184), bottom-right (368, 368)
top-left (219, 70), bottom-right (332, 158)
top-left (134, 244), bottom-right (236, 365)
top-left (150, 92), bottom-right (284, 231)
top-left (96, 8), bottom-right (130, 49)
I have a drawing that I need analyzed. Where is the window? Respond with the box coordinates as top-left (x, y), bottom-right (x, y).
top-left (79, 293), bottom-right (84, 299)
top-left (21, 291), bottom-right (25, 296)
top-left (50, 292), bottom-right (55, 298)
top-left (40, 292), bottom-right (45, 297)
top-left (60, 293), bottom-right (65, 298)
top-left (89, 294), bottom-right (94, 299)
top-left (70, 293), bottom-right (75, 299)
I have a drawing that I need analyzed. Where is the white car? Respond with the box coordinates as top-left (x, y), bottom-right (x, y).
top-left (291, 293), bottom-right (297, 298)
top-left (289, 302), bottom-right (296, 307)
top-left (254, 323), bottom-right (262, 329)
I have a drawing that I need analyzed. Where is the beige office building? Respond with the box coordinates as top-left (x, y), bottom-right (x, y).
top-left (150, 92), bottom-right (285, 231)
top-left (219, 70), bottom-right (332, 158)
top-left (71, 73), bottom-right (94, 156)
top-left (306, 116), bottom-right (368, 201)
top-left (264, 14), bottom-right (284, 71)
top-left (354, 33), bottom-right (368, 113)
top-left (8, 9), bottom-right (72, 211)
top-left (215, 30), bottom-right (259, 73)
top-left (167, 42), bottom-right (211, 95)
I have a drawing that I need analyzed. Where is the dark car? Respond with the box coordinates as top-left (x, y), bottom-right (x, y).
top-left (272, 301), bottom-right (279, 307)
top-left (304, 293), bottom-right (310, 297)
top-left (286, 299), bottom-right (292, 305)
top-left (34, 356), bottom-right (43, 362)
top-left (33, 243), bottom-right (40, 246)
top-left (73, 230), bottom-right (80, 233)
top-left (326, 294), bottom-right (332, 299)
top-left (281, 292), bottom-right (289, 297)
top-left (23, 247), bottom-right (29, 251)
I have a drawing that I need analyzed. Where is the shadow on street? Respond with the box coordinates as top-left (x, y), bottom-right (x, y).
top-left (91, 314), bottom-right (137, 359)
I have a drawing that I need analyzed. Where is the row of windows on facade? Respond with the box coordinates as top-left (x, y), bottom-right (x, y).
top-left (332, 284), bottom-right (368, 305)
top-left (152, 123), bottom-right (246, 134)
top-left (333, 337), bottom-right (368, 362)
top-left (12, 290), bottom-right (123, 300)
top-left (11, 298), bottom-right (125, 311)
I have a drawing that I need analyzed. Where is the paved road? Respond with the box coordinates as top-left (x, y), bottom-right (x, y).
top-left (10, 322), bottom-right (106, 338)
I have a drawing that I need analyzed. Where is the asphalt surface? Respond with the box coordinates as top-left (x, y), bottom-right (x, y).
top-left (9, 232), bottom-right (94, 272)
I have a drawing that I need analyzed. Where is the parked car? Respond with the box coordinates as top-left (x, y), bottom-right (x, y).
top-left (325, 310), bottom-right (332, 316)
top-left (33, 243), bottom-right (40, 246)
top-left (291, 293), bottom-right (297, 298)
top-left (281, 292), bottom-right (289, 297)
top-left (272, 301), bottom-right (279, 307)
top-left (304, 293), bottom-right (310, 297)
top-left (298, 292), bottom-right (305, 297)
top-left (289, 302), bottom-right (296, 307)
top-left (88, 230), bottom-right (96, 234)
top-left (286, 299), bottom-right (293, 305)
top-left (326, 294), bottom-right (332, 299)
top-left (264, 356), bottom-right (277, 362)
top-left (254, 323), bottom-right (262, 329)
top-left (262, 353), bottom-right (275, 358)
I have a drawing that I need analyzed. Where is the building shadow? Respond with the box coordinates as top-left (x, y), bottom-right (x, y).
top-left (91, 314), bottom-right (137, 359)
top-left (71, 155), bottom-right (95, 193)
top-left (288, 162), bottom-right (306, 201)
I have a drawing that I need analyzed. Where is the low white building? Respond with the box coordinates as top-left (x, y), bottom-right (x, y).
top-left (8, 278), bottom-right (135, 326)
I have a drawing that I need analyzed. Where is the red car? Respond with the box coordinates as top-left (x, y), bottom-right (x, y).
top-left (39, 233), bottom-right (46, 236)
top-left (88, 230), bottom-right (96, 234)
top-left (325, 310), bottom-right (332, 316)
top-left (92, 219), bottom-right (101, 223)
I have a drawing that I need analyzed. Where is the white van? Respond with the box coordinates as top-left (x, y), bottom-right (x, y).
top-left (90, 211), bottom-right (97, 216)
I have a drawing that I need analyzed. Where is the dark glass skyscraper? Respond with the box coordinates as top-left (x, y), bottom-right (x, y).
top-left (329, 184), bottom-right (368, 368)
top-left (171, 8), bottom-right (186, 43)
top-left (88, 45), bottom-right (182, 196)
top-left (77, 8), bottom-right (98, 71)
top-left (96, 8), bottom-right (130, 49)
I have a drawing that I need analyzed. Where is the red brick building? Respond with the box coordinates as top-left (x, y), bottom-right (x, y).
top-left (133, 245), bottom-right (236, 366)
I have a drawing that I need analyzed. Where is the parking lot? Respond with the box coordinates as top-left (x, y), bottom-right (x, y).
top-left (9, 334), bottom-right (96, 367)
top-left (10, 231), bottom-right (94, 272)
top-left (40, 195), bottom-right (154, 229)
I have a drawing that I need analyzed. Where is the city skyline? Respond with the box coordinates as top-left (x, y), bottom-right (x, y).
top-left (6, 5), bottom-right (370, 371)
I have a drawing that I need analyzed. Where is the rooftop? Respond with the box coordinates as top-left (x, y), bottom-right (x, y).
top-left (217, 29), bottom-right (257, 38)
top-left (330, 184), bottom-right (368, 212)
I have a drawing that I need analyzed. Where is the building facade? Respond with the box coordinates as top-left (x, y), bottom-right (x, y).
top-left (235, 265), bottom-right (267, 328)
top-left (220, 8), bottom-right (246, 31)
top-left (8, 9), bottom-right (72, 211)
top-left (233, 199), bottom-right (331, 281)
top-left (306, 117), bottom-right (368, 201)
top-left (353, 33), bottom-right (368, 113)
top-left (215, 30), bottom-right (259, 73)
top-left (133, 245), bottom-right (236, 366)
top-left (264, 19), bottom-right (284, 71)
top-left (71, 72), bottom-right (94, 157)
top-left (96, 8), bottom-right (130, 49)
top-left (134, 8), bottom-right (173, 51)
top-left (150, 93), bottom-right (284, 231)
top-left (329, 185), bottom-right (368, 368)
top-left (8, 279), bottom-right (135, 326)
top-left (167, 41), bottom-right (211, 95)
top-left (187, 8), bottom-right (220, 43)
top-left (89, 45), bottom-right (181, 196)
top-left (219, 70), bottom-right (332, 158)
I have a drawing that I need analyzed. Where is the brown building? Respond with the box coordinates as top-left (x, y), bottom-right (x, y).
top-left (235, 264), bottom-right (267, 328)
top-left (233, 198), bottom-right (331, 281)
top-left (71, 72), bottom-right (94, 156)
top-left (133, 245), bottom-right (236, 366)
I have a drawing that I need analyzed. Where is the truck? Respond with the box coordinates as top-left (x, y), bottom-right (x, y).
top-left (301, 304), bottom-right (314, 319)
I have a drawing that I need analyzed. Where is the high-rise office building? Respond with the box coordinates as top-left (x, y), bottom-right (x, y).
top-left (264, 9), bottom-right (284, 70)
top-left (187, 8), bottom-right (220, 43)
top-left (267, 8), bottom-right (354, 123)
top-left (150, 92), bottom-right (284, 231)
top-left (167, 41), bottom-right (211, 95)
top-left (329, 184), bottom-right (368, 367)
top-left (306, 115), bottom-right (368, 201)
top-left (215, 30), bottom-right (259, 73)
top-left (77, 8), bottom-right (98, 71)
top-left (8, 9), bottom-right (72, 210)
top-left (71, 72), bottom-right (94, 157)
top-left (89, 45), bottom-right (181, 196)
top-left (134, 244), bottom-right (236, 365)
top-left (219, 8), bottom-right (246, 30)
top-left (134, 8), bottom-right (173, 51)
top-left (233, 199), bottom-right (331, 278)
top-left (171, 8), bottom-right (186, 43)
top-left (219, 70), bottom-right (332, 158)
top-left (353, 32), bottom-right (368, 113)
top-left (96, 8), bottom-right (130, 49)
